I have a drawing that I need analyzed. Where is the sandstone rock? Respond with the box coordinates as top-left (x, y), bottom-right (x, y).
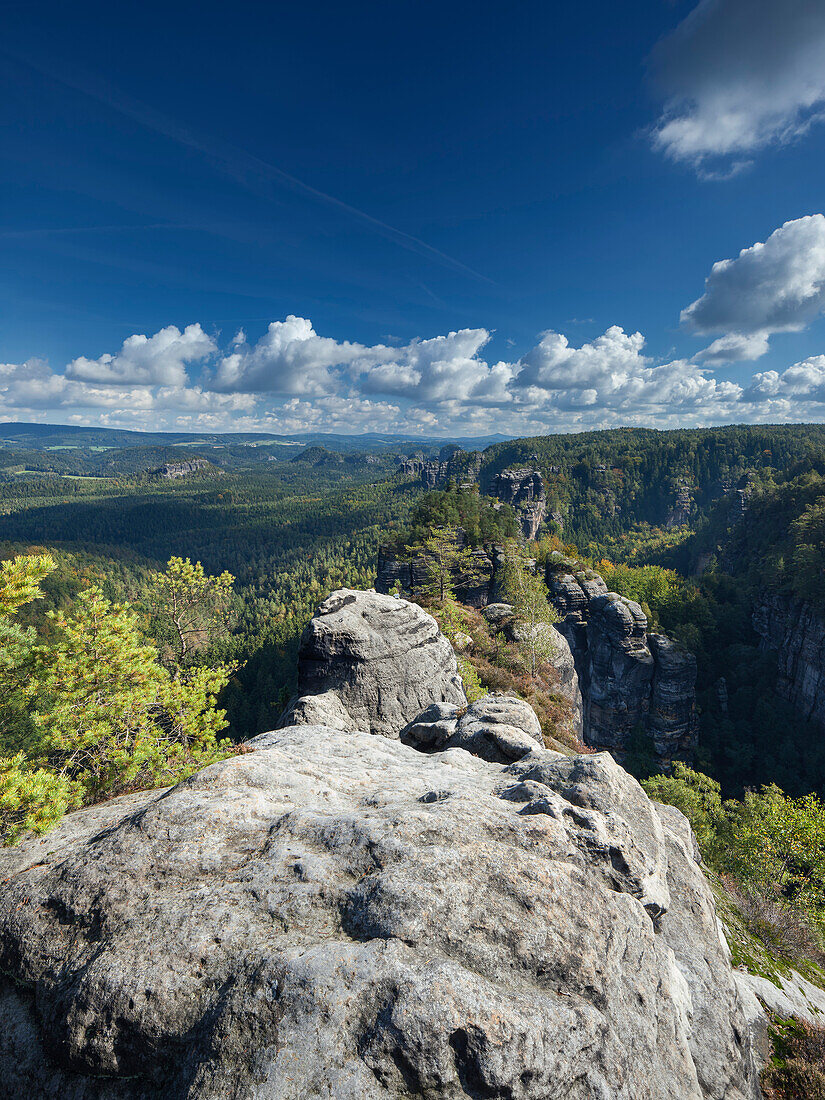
top-left (654, 803), bottom-right (767, 1096)
top-left (547, 570), bottom-right (589, 621)
top-left (586, 593), bottom-right (656, 753)
top-left (736, 969), bottom-right (825, 1029)
top-left (488, 467), bottom-right (547, 538)
top-left (0, 726), bottom-right (764, 1099)
top-left (753, 593), bottom-right (825, 733)
top-left (280, 590), bottom-right (466, 736)
top-left (152, 458), bottom-right (211, 480)
top-left (547, 569), bottom-right (698, 763)
top-left (482, 601), bottom-right (514, 627)
top-left (648, 634), bottom-right (700, 758)
top-left (400, 692), bottom-right (544, 763)
top-left (547, 625), bottom-right (584, 739)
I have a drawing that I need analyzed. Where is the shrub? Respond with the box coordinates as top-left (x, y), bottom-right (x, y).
top-left (763, 1019), bottom-right (825, 1099)
top-left (0, 754), bottom-right (79, 846)
top-left (643, 762), bottom-right (725, 863)
top-left (724, 879), bottom-right (825, 969)
top-left (457, 657), bottom-right (486, 703)
top-left (32, 587), bottom-right (232, 803)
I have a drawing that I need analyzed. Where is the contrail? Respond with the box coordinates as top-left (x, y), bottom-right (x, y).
top-left (8, 53), bottom-right (494, 285)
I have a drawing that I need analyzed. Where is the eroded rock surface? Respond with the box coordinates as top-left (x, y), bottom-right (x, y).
top-left (547, 565), bottom-right (698, 762)
top-left (753, 593), bottom-right (825, 733)
top-left (400, 693), bottom-right (544, 763)
top-left (0, 725), bottom-right (764, 1100)
top-left (280, 589), bottom-right (466, 735)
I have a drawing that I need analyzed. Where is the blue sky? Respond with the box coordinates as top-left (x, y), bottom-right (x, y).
top-left (3, 0), bottom-right (825, 436)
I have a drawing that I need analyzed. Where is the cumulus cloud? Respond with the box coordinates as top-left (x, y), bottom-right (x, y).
top-left (66, 324), bottom-right (216, 386)
top-left (650, 0), bottom-right (825, 173)
top-left (696, 332), bottom-right (771, 363)
top-left (511, 327), bottom-right (741, 421)
top-left (213, 316), bottom-right (368, 395)
top-left (515, 326), bottom-right (648, 391)
top-left (212, 318), bottom-right (512, 406)
top-left (684, 216), bottom-right (825, 360)
top-left (356, 329), bottom-right (514, 404)
top-left (7, 312), bottom-right (825, 435)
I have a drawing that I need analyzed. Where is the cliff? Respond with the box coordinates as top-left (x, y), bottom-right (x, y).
top-left (151, 458), bottom-right (212, 479)
top-left (488, 464), bottom-right (547, 539)
top-left (377, 545), bottom-right (698, 764)
top-left (547, 560), bottom-right (698, 763)
top-left (753, 592), bottom-right (825, 731)
top-left (0, 589), bottom-right (767, 1098)
top-left (398, 448), bottom-right (547, 539)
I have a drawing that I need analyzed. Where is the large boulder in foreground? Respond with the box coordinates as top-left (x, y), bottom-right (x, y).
top-left (280, 589), bottom-right (466, 736)
top-left (0, 726), bottom-right (763, 1099)
top-left (400, 692), bottom-right (544, 762)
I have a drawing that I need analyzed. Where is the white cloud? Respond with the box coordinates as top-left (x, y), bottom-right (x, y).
top-left (697, 332), bottom-right (771, 363)
top-left (651, 0), bottom-right (825, 173)
top-left (7, 313), bottom-right (825, 435)
top-left (515, 326), bottom-right (648, 391)
top-left (66, 324), bottom-right (216, 386)
top-left (214, 315), bottom-right (368, 395)
top-left (357, 329), bottom-right (513, 404)
top-left (684, 216), bottom-right (825, 359)
top-left (743, 355), bottom-right (825, 404)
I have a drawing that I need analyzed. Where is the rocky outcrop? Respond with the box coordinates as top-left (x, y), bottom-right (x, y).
top-left (481, 603), bottom-right (584, 740)
top-left (398, 448), bottom-right (482, 490)
top-left (547, 561), bottom-right (698, 762)
top-left (400, 693), bottom-right (544, 763)
top-left (376, 536), bottom-right (494, 608)
top-left (753, 593), bottom-right (825, 732)
top-left (667, 484), bottom-right (693, 528)
top-left (489, 465), bottom-right (547, 539)
top-left (0, 719), bottom-right (765, 1099)
top-left (279, 589), bottom-right (466, 735)
top-left (152, 458), bottom-right (211, 479)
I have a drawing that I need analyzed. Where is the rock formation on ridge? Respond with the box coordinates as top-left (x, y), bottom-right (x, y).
top-left (279, 588), bottom-right (466, 735)
top-left (547, 562), bottom-right (698, 762)
top-left (0, 590), bottom-right (766, 1099)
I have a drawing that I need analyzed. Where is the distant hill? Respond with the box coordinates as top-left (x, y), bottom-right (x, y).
top-left (0, 422), bottom-right (511, 454)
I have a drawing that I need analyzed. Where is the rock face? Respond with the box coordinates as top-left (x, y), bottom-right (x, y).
top-left (666, 485), bottom-right (693, 528)
top-left (398, 448), bottom-right (482, 490)
top-left (0, 718), bottom-right (765, 1099)
top-left (489, 465), bottom-right (547, 539)
top-left (547, 565), bottom-right (698, 762)
top-left (152, 458), bottom-right (211, 479)
top-left (753, 593), bottom-right (825, 732)
top-left (400, 693), bottom-right (544, 763)
top-left (280, 589), bottom-right (466, 735)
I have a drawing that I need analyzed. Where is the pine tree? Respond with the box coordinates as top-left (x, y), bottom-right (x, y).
top-left (498, 541), bottom-right (559, 676)
top-left (417, 526), bottom-right (481, 602)
top-left (148, 557), bottom-right (235, 668)
top-left (31, 586), bottom-right (232, 802)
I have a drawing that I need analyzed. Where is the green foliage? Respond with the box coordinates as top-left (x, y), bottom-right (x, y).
top-left (0, 753), bottom-right (79, 846)
top-left (498, 542), bottom-right (559, 676)
top-left (457, 657), bottom-right (486, 703)
top-left (148, 556), bottom-right (235, 667)
top-left (416, 526), bottom-right (481, 602)
top-left (0, 552), bottom-right (235, 845)
top-left (405, 486), bottom-right (519, 546)
top-left (646, 764), bottom-right (825, 918)
top-left (721, 787), bottom-right (825, 911)
top-left (643, 763), bottom-right (725, 860)
top-left (31, 586), bottom-right (231, 803)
